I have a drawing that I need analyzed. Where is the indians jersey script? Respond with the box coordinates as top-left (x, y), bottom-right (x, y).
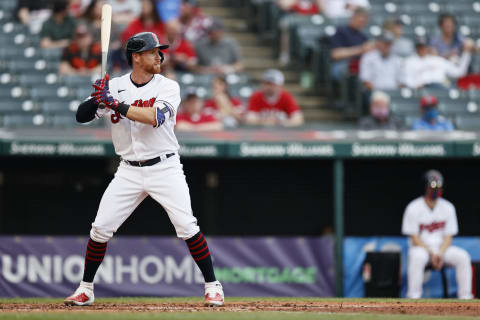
top-left (401, 197), bottom-right (458, 250)
top-left (93, 73), bottom-right (181, 161)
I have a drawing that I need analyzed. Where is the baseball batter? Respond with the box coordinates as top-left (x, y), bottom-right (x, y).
top-left (64, 32), bottom-right (224, 306)
top-left (402, 170), bottom-right (472, 299)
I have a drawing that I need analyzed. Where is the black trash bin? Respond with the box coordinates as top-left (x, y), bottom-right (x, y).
top-left (362, 251), bottom-right (401, 298)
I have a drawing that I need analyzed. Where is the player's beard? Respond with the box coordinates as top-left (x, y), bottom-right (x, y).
top-left (144, 62), bottom-right (162, 74)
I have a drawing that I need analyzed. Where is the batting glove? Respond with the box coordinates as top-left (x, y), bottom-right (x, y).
top-left (92, 74), bottom-right (110, 93)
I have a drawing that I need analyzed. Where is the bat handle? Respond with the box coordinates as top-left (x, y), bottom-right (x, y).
top-left (99, 51), bottom-right (108, 109)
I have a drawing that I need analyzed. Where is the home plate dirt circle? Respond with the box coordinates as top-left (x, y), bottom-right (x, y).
top-left (1, 301), bottom-right (480, 316)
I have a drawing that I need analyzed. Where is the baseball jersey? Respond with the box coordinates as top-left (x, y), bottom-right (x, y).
top-left (401, 197), bottom-right (458, 250)
top-left (248, 90), bottom-right (300, 118)
top-left (95, 73), bottom-right (181, 161)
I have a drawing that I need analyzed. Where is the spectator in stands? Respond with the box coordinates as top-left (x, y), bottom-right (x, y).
top-left (412, 95), bottom-right (454, 131)
top-left (80, 0), bottom-right (122, 48)
top-left (204, 76), bottom-right (246, 128)
top-left (430, 13), bottom-right (466, 60)
top-left (195, 18), bottom-right (243, 74)
top-left (40, 0), bottom-right (76, 49)
top-left (321, 0), bottom-right (370, 21)
top-left (358, 91), bottom-right (402, 130)
top-left (68, 0), bottom-right (90, 18)
top-left (330, 7), bottom-right (374, 80)
top-left (176, 90), bottom-right (224, 131)
top-left (359, 32), bottom-right (403, 91)
top-left (246, 69), bottom-right (304, 127)
top-left (383, 18), bottom-right (414, 58)
top-left (16, 0), bottom-right (51, 34)
top-left (59, 24), bottom-right (101, 76)
top-left (121, 0), bottom-right (166, 44)
top-left (156, 0), bottom-right (182, 43)
top-left (180, 0), bottom-right (212, 44)
top-left (404, 36), bottom-right (473, 89)
top-left (110, 0), bottom-right (142, 26)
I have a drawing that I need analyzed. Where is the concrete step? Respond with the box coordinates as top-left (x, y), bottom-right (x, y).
top-left (223, 18), bottom-right (248, 32)
top-left (297, 96), bottom-right (325, 109)
top-left (249, 70), bottom-right (300, 83)
top-left (196, 0), bottom-right (225, 7)
top-left (241, 46), bottom-right (273, 58)
top-left (244, 57), bottom-right (283, 70)
top-left (303, 109), bottom-right (343, 122)
top-left (226, 32), bottom-right (261, 46)
top-left (201, 7), bottom-right (236, 18)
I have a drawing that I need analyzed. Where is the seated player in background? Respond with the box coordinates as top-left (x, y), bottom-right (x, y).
top-left (176, 90), bottom-right (224, 131)
top-left (195, 18), bottom-right (243, 74)
top-left (59, 24), bottom-right (101, 76)
top-left (358, 91), bottom-right (402, 130)
top-left (402, 170), bottom-right (473, 299)
top-left (404, 36), bottom-right (473, 89)
top-left (40, 0), bottom-right (76, 49)
top-left (204, 76), bottom-right (246, 128)
top-left (412, 95), bottom-right (454, 131)
top-left (246, 69), bottom-right (304, 127)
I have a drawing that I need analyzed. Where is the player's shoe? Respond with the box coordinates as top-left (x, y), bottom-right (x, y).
top-left (64, 281), bottom-right (95, 306)
top-left (204, 280), bottom-right (224, 307)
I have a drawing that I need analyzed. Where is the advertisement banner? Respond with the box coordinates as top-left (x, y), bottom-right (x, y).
top-left (0, 236), bottom-right (334, 298)
top-left (344, 237), bottom-right (480, 298)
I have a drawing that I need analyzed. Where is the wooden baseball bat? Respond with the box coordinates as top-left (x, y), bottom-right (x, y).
top-left (99, 4), bottom-right (112, 109)
top-left (100, 4), bottom-right (112, 78)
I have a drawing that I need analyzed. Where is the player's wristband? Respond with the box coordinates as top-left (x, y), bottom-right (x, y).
top-left (116, 102), bottom-right (130, 117)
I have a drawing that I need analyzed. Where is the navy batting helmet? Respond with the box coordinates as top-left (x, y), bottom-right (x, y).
top-left (423, 169), bottom-right (444, 199)
top-left (125, 32), bottom-right (169, 66)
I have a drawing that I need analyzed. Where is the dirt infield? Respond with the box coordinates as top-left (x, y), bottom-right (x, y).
top-left (1, 301), bottom-right (480, 316)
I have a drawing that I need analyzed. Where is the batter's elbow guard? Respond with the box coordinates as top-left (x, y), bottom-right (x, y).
top-left (76, 98), bottom-right (99, 123)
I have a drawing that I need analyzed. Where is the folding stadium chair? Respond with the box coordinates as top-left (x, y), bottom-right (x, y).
top-left (3, 114), bottom-right (48, 128)
top-left (30, 85), bottom-right (70, 101)
top-left (19, 73), bottom-right (50, 86)
top-left (60, 75), bottom-right (92, 87)
top-left (40, 48), bottom-right (63, 61)
top-left (52, 115), bottom-right (78, 128)
top-left (390, 99), bottom-right (420, 117)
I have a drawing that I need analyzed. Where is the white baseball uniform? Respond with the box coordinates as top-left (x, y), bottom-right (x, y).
top-left (88, 73), bottom-right (200, 242)
top-left (402, 197), bottom-right (472, 299)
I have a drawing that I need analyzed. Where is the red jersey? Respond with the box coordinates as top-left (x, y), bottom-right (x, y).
top-left (204, 96), bottom-right (244, 112)
top-left (121, 19), bottom-right (166, 44)
top-left (291, 0), bottom-right (320, 15)
top-left (176, 112), bottom-right (218, 124)
top-left (248, 90), bottom-right (300, 116)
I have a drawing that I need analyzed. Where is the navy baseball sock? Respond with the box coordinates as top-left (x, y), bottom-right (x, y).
top-left (82, 238), bottom-right (107, 283)
top-left (185, 232), bottom-right (216, 283)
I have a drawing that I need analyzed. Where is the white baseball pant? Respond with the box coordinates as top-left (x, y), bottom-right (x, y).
top-left (89, 154), bottom-right (200, 243)
top-left (407, 245), bottom-right (473, 299)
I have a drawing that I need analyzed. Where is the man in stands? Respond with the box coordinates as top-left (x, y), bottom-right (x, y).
top-left (59, 24), bottom-right (101, 76)
top-left (330, 7), bottom-right (374, 80)
top-left (246, 69), bottom-right (304, 127)
top-left (358, 91), bottom-right (402, 130)
top-left (404, 36), bottom-right (473, 89)
top-left (195, 18), bottom-right (243, 74)
top-left (359, 31), bottom-right (403, 91)
top-left (40, 0), bottom-right (77, 49)
top-left (176, 90), bottom-right (224, 131)
top-left (412, 95), bottom-right (454, 131)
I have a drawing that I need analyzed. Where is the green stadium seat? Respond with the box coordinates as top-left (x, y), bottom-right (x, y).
top-left (390, 99), bottom-right (420, 117)
top-left (19, 73), bottom-right (50, 86)
top-left (455, 115), bottom-right (480, 130)
top-left (3, 114), bottom-right (49, 128)
top-left (60, 75), bottom-right (92, 86)
top-left (31, 85), bottom-right (70, 100)
top-left (439, 99), bottom-right (478, 116)
top-left (41, 101), bottom-right (72, 114)
top-left (0, 100), bottom-right (24, 113)
top-left (52, 115), bottom-right (78, 128)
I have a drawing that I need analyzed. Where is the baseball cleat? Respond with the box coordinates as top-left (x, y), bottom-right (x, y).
top-left (64, 282), bottom-right (95, 306)
top-left (204, 281), bottom-right (224, 307)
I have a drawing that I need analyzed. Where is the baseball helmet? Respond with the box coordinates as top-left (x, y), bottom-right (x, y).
top-left (423, 169), bottom-right (444, 199)
top-left (125, 32), bottom-right (169, 66)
